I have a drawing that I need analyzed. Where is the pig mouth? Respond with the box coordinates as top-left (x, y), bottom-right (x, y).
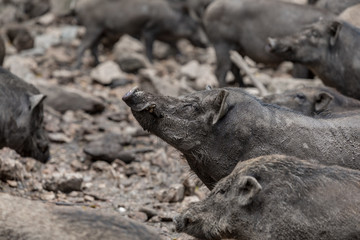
top-left (266, 37), bottom-right (292, 54)
top-left (122, 87), bottom-right (163, 118)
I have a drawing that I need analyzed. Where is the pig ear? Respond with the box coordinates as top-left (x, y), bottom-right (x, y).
top-left (238, 176), bottom-right (262, 206)
top-left (212, 90), bottom-right (229, 125)
top-left (314, 92), bottom-right (333, 113)
top-left (30, 94), bottom-right (46, 111)
top-left (328, 21), bottom-right (342, 47)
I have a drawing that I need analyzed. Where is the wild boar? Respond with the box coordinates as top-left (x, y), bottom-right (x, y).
top-left (267, 19), bottom-right (360, 99)
top-left (339, 3), bottom-right (360, 28)
top-left (0, 193), bottom-right (161, 240)
top-left (123, 87), bottom-right (360, 189)
top-left (0, 67), bottom-right (49, 162)
top-left (203, 0), bottom-right (334, 87)
top-left (262, 86), bottom-right (360, 116)
top-left (75, 0), bottom-right (207, 68)
top-left (308, 0), bottom-right (360, 14)
top-left (0, 36), bottom-right (4, 66)
top-left (174, 155), bottom-right (360, 240)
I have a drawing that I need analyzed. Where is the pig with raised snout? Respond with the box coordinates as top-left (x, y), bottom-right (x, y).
top-left (123, 87), bottom-right (360, 189)
top-left (308, 0), bottom-right (360, 14)
top-left (267, 19), bottom-right (360, 100)
top-left (0, 36), bottom-right (5, 66)
top-left (75, 0), bottom-right (207, 68)
top-left (203, 0), bottom-right (334, 87)
top-left (0, 67), bottom-right (49, 162)
top-left (262, 86), bottom-right (360, 116)
top-left (174, 155), bottom-right (360, 240)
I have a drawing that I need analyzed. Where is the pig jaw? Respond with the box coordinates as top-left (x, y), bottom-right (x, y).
top-left (174, 203), bottom-right (223, 240)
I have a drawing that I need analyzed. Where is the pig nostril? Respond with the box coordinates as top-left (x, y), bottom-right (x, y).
top-left (122, 86), bottom-right (139, 101)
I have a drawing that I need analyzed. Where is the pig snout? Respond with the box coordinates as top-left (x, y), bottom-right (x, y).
top-left (122, 86), bottom-right (140, 102)
top-left (173, 214), bottom-right (191, 232)
top-left (266, 37), bottom-right (292, 53)
top-left (122, 87), bottom-right (158, 114)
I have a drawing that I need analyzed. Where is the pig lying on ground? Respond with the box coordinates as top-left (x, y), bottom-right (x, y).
top-left (0, 193), bottom-right (161, 240)
top-left (0, 36), bottom-right (4, 66)
top-left (267, 19), bottom-right (360, 99)
top-left (123, 87), bottom-right (360, 189)
top-left (262, 86), bottom-right (360, 116)
top-left (203, 0), bottom-right (334, 87)
top-left (0, 67), bottom-right (49, 162)
top-left (174, 155), bottom-right (360, 240)
top-left (75, 0), bottom-right (207, 68)
top-left (308, 0), bottom-right (360, 14)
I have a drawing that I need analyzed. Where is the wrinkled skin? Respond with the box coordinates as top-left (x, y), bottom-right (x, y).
top-left (174, 155), bottom-right (360, 240)
top-left (0, 193), bottom-right (160, 240)
top-left (0, 67), bottom-right (49, 162)
top-left (123, 87), bottom-right (360, 189)
top-left (75, 0), bottom-right (207, 68)
top-left (0, 36), bottom-right (4, 66)
top-left (309, 0), bottom-right (360, 14)
top-left (267, 19), bottom-right (360, 99)
top-left (203, 0), bottom-right (334, 87)
top-left (262, 86), bottom-right (360, 116)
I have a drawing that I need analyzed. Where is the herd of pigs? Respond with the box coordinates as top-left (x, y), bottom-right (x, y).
top-left (1, 0), bottom-right (360, 239)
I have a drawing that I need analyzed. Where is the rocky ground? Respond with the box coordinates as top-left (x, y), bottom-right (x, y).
top-left (0, 0), bottom-right (322, 239)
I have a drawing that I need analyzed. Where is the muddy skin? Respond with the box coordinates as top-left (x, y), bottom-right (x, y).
top-left (0, 67), bottom-right (49, 162)
top-left (203, 0), bottom-right (334, 87)
top-left (75, 0), bottom-right (207, 68)
top-left (268, 19), bottom-right (360, 100)
top-left (174, 155), bottom-right (360, 240)
top-left (309, 0), bottom-right (360, 14)
top-left (123, 87), bottom-right (360, 189)
top-left (262, 86), bottom-right (360, 117)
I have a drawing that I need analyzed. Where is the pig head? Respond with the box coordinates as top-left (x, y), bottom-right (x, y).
top-left (123, 87), bottom-right (239, 189)
top-left (0, 68), bottom-right (49, 162)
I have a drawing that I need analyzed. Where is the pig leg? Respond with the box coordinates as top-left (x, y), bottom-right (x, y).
top-left (214, 43), bottom-right (232, 87)
top-left (75, 27), bottom-right (103, 69)
top-left (143, 22), bottom-right (162, 63)
top-left (230, 63), bottom-right (245, 87)
top-left (292, 64), bottom-right (314, 79)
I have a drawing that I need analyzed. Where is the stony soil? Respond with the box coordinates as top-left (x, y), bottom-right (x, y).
top-left (0, 0), bottom-right (322, 239)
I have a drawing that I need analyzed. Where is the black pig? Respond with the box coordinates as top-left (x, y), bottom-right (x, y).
top-left (308, 0), bottom-right (360, 14)
top-left (267, 19), bottom-right (360, 99)
top-left (174, 155), bottom-right (360, 240)
top-left (123, 87), bottom-right (360, 189)
top-left (75, 0), bottom-right (207, 68)
top-left (203, 0), bottom-right (334, 87)
top-left (262, 86), bottom-right (360, 116)
top-left (0, 67), bottom-right (49, 162)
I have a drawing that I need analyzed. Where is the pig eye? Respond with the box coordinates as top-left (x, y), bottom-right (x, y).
top-left (295, 93), bottom-right (306, 101)
top-left (311, 30), bottom-right (319, 38)
top-left (218, 189), bottom-right (226, 195)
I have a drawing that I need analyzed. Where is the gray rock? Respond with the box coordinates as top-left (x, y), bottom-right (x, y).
top-left (156, 184), bottom-right (185, 203)
top-left (43, 172), bottom-right (83, 193)
top-left (83, 133), bottom-right (153, 163)
top-left (115, 52), bottom-right (148, 73)
top-left (90, 61), bottom-right (126, 85)
top-left (0, 148), bottom-right (27, 181)
top-left (36, 83), bottom-right (105, 114)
